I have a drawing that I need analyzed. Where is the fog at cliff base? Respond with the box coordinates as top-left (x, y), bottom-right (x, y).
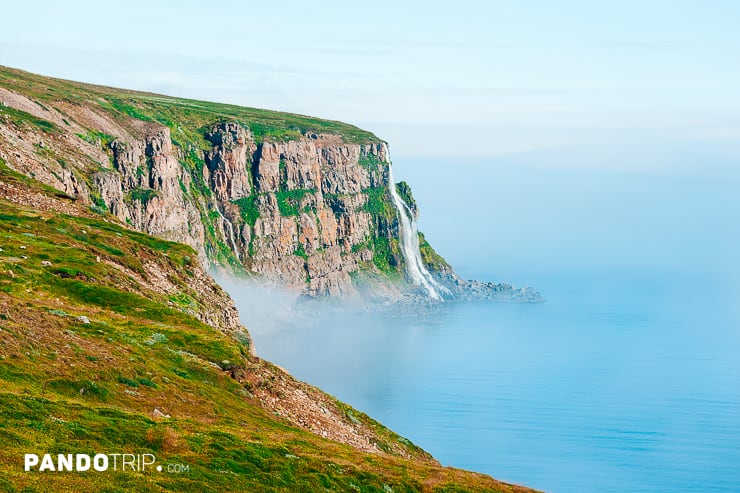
top-left (212, 154), bottom-right (740, 493)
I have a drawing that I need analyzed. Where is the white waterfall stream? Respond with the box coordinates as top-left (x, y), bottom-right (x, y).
top-left (384, 146), bottom-right (449, 301)
top-left (214, 203), bottom-right (240, 261)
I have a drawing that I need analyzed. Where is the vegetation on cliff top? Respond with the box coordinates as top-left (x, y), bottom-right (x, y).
top-left (0, 65), bottom-right (380, 145)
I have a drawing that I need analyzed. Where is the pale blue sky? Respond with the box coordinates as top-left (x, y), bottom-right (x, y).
top-left (1, 0), bottom-right (739, 160)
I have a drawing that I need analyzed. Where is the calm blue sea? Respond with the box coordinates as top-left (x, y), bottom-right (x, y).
top-left (223, 157), bottom-right (740, 493)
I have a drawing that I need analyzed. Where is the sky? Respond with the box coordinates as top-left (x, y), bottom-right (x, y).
top-left (1, 0), bottom-right (739, 160)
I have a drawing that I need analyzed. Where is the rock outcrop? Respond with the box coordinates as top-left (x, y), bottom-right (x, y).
top-left (204, 122), bottom-right (254, 201)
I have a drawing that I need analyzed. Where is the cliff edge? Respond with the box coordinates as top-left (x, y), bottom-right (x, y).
top-left (0, 66), bottom-right (540, 302)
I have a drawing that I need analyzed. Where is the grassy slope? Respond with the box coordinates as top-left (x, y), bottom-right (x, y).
top-left (0, 65), bottom-right (378, 145)
top-left (0, 163), bottom-right (535, 492)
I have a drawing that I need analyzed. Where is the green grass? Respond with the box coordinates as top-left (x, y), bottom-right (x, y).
top-left (0, 159), bottom-right (75, 203)
top-left (89, 191), bottom-right (108, 214)
top-left (0, 104), bottom-right (60, 134)
top-left (1, 394), bottom-right (493, 493)
top-left (371, 236), bottom-right (394, 273)
top-left (358, 154), bottom-right (384, 173)
top-left (125, 187), bottom-right (159, 204)
top-left (0, 66), bottom-right (379, 145)
top-left (98, 97), bottom-right (154, 122)
top-left (275, 189), bottom-right (313, 217)
top-left (0, 188), bottom-right (530, 492)
top-left (395, 181), bottom-right (416, 212)
top-left (233, 196), bottom-right (260, 227)
top-left (117, 376), bottom-right (141, 388)
top-left (293, 244), bottom-right (308, 260)
top-left (76, 129), bottom-right (116, 150)
top-left (418, 233), bottom-right (451, 273)
top-left (355, 188), bottom-right (404, 272)
top-left (362, 187), bottom-right (394, 219)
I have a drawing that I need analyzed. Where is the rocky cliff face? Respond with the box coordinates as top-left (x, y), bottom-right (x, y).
top-left (0, 69), bottom-right (424, 297)
top-left (0, 67), bottom-right (544, 303)
top-left (208, 127), bottom-right (391, 297)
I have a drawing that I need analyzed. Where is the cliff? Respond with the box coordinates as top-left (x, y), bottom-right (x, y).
top-left (0, 160), bottom-right (537, 492)
top-left (0, 66), bottom-right (453, 299)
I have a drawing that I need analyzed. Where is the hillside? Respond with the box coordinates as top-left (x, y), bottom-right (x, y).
top-left (0, 65), bottom-right (453, 299)
top-left (0, 155), bottom-right (536, 491)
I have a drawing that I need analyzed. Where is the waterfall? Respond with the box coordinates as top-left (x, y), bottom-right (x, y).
top-left (214, 203), bottom-right (241, 261)
top-left (384, 145), bottom-right (449, 301)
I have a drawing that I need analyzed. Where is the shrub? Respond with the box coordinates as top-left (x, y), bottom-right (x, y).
top-left (275, 189), bottom-right (313, 217)
top-left (293, 244), bottom-right (308, 260)
top-left (117, 376), bottom-right (140, 388)
top-left (125, 187), bottom-right (159, 204)
top-left (395, 181), bottom-right (416, 211)
top-left (234, 196), bottom-right (260, 226)
top-left (362, 187), bottom-right (393, 218)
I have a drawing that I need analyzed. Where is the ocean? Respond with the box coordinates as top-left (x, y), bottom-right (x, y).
top-left (221, 156), bottom-right (740, 492)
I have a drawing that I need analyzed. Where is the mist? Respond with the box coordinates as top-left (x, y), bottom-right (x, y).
top-left (209, 273), bottom-right (418, 378)
top-left (209, 152), bottom-right (740, 492)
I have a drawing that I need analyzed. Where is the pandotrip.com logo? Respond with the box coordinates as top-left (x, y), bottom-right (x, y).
top-left (24, 453), bottom-right (190, 474)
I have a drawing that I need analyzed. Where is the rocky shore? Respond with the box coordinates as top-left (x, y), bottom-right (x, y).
top-left (450, 279), bottom-right (544, 303)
